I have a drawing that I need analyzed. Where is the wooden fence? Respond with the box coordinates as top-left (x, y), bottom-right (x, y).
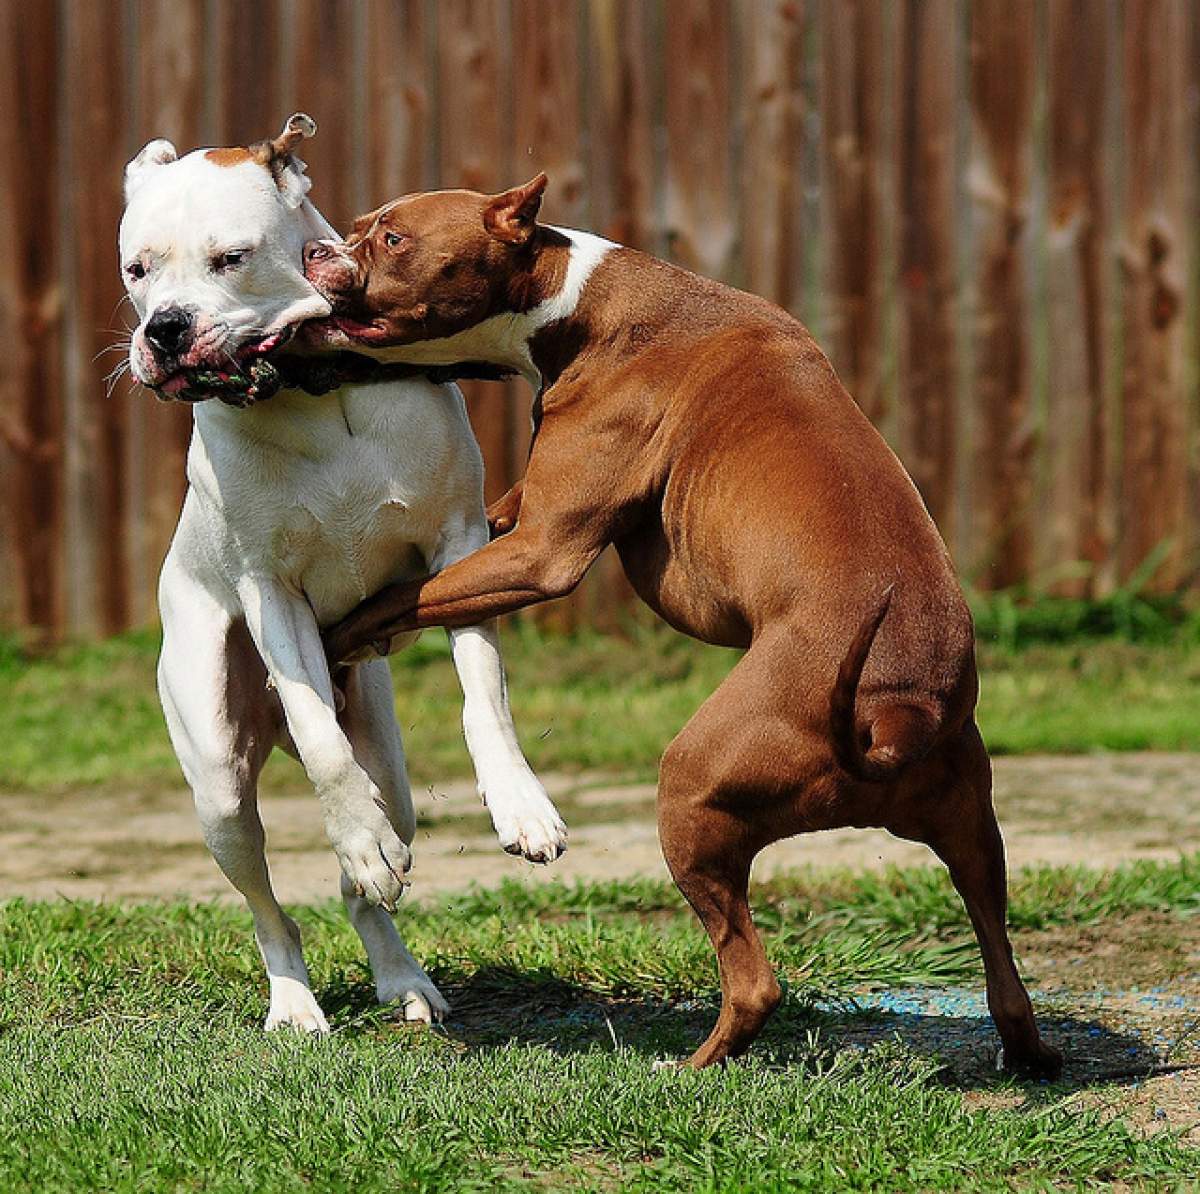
top-left (2, 0), bottom-right (1198, 639)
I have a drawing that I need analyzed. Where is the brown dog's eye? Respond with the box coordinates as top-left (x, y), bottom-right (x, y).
top-left (383, 232), bottom-right (406, 249)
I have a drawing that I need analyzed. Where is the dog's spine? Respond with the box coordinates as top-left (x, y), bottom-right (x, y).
top-left (829, 584), bottom-right (938, 782)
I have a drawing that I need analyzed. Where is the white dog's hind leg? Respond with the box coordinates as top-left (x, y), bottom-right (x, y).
top-left (201, 793), bottom-right (329, 1035)
top-left (158, 575), bottom-right (328, 1034)
top-left (431, 522), bottom-right (568, 864)
top-left (337, 660), bottom-right (449, 1023)
top-left (237, 575), bottom-right (411, 910)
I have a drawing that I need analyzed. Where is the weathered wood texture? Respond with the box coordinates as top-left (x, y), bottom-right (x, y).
top-left (1119, 0), bottom-right (1192, 590)
top-left (2, 0), bottom-right (1197, 639)
top-left (66, 0), bottom-right (130, 635)
top-left (1043, 0), bottom-right (1114, 595)
top-left (894, 0), bottom-right (960, 550)
top-left (821, 0), bottom-right (887, 425)
top-left (0, 1), bottom-right (64, 639)
top-left (966, 0), bottom-right (1036, 590)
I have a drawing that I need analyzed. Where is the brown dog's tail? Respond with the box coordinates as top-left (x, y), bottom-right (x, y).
top-left (829, 584), bottom-right (939, 783)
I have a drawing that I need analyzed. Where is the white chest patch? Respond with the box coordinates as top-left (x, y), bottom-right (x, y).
top-left (186, 381), bottom-right (477, 624)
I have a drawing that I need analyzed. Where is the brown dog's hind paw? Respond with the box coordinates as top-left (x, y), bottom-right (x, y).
top-left (998, 1040), bottom-right (1064, 1081)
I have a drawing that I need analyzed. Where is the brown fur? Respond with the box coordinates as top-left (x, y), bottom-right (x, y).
top-left (205, 147), bottom-right (253, 168)
top-left (306, 179), bottom-right (1061, 1077)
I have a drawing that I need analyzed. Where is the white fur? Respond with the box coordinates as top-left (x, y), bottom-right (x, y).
top-left (122, 144), bottom-right (566, 1034)
top-left (367, 226), bottom-right (616, 385)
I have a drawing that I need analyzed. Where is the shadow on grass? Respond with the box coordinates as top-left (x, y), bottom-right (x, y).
top-left (320, 964), bottom-right (1174, 1093)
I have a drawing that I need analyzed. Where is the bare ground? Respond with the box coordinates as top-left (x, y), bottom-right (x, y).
top-left (1, 752), bottom-right (1196, 903)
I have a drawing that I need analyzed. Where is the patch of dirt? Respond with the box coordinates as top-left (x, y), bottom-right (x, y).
top-left (1021, 912), bottom-right (1200, 992)
top-left (0, 752), bottom-right (1197, 903)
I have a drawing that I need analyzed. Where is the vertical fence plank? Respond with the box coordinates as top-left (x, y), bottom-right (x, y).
top-left (212, 0), bottom-right (283, 147)
top-left (129, 0), bottom-right (205, 625)
top-left (435, 0), bottom-right (514, 508)
top-left (739, 0), bottom-right (808, 313)
top-left (65, 0), bottom-right (131, 635)
top-left (1043, 0), bottom-right (1113, 595)
top-left (513, 0), bottom-right (585, 225)
top-left (894, 0), bottom-right (959, 545)
top-left (0, 1), bottom-right (64, 638)
top-left (821, 0), bottom-right (887, 424)
top-left (585, 0), bottom-right (658, 250)
top-left (436, 0), bottom-right (510, 194)
top-left (290, 0), bottom-right (358, 231)
top-left (364, 0), bottom-right (434, 198)
top-left (664, 0), bottom-right (735, 281)
top-left (966, 0), bottom-right (1036, 589)
top-left (1120, 0), bottom-right (1192, 589)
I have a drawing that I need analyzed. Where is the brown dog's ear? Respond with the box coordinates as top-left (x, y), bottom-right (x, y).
top-left (483, 173), bottom-right (548, 245)
top-left (250, 113), bottom-right (317, 208)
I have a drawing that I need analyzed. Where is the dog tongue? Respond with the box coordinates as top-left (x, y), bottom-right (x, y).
top-left (161, 374), bottom-right (190, 395)
top-left (237, 333), bottom-right (282, 361)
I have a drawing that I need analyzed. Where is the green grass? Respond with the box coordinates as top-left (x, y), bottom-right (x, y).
top-left (2, 860), bottom-right (1198, 1191)
top-left (2, 599), bottom-right (1199, 792)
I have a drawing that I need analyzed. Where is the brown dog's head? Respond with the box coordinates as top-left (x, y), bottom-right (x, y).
top-left (301, 174), bottom-right (549, 349)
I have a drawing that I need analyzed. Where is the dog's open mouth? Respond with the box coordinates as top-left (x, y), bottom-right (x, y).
top-left (153, 328), bottom-right (297, 407)
top-left (296, 310), bottom-right (388, 348)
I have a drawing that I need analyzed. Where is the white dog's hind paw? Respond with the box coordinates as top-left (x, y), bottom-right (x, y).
top-left (378, 971), bottom-right (451, 1024)
top-left (333, 817), bottom-right (412, 912)
top-left (265, 977), bottom-right (330, 1035)
top-left (485, 772), bottom-right (568, 864)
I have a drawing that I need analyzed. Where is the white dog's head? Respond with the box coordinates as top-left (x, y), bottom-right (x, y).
top-left (119, 113), bottom-right (335, 401)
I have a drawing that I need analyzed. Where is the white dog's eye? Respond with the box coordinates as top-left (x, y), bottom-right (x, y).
top-left (125, 261), bottom-right (146, 282)
top-left (213, 248), bottom-right (251, 272)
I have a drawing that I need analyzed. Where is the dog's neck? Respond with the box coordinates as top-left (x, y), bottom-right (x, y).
top-left (368, 226), bottom-right (618, 388)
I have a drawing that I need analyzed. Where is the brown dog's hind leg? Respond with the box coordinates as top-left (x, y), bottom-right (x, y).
top-left (656, 645), bottom-right (829, 1068)
top-left (894, 722), bottom-right (1062, 1079)
top-left (659, 802), bottom-right (781, 1068)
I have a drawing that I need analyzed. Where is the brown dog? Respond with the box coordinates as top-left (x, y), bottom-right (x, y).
top-left (301, 175), bottom-right (1061, 1077)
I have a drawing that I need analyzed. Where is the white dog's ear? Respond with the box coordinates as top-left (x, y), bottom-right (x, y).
top-left (250, 113), bottom-right (316, 210)
top-left (124, 139), bottom-right (178, 201)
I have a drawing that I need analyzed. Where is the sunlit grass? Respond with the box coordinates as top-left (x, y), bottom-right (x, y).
top-left (2, 859), bottom-right (1197, 1191)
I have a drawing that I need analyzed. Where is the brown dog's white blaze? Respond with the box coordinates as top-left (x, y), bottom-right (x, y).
top-left (314, 174), bottom-right (1062, 1079)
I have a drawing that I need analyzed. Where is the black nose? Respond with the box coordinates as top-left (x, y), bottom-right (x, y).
top-left (145, 305), bottom-right (193, 356)
top-left (304, 240), bottom-right (334, 264)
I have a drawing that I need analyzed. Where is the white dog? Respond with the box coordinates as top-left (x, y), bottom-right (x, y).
top-left (119, 115), bottom-right (566, 1033)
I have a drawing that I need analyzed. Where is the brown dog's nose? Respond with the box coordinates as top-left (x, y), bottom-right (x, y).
top-left (304, 240), bottom-right (335, 264)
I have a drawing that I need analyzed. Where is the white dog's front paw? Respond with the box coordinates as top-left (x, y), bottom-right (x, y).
top-left (485, 772), bottom-right (568, 864)
top-left (331, 813), bottom-right (412, 912)
top-left (377, 968), bottom-right (451, 1024)
top-left (265, 976), bottom-right (330, 1035)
